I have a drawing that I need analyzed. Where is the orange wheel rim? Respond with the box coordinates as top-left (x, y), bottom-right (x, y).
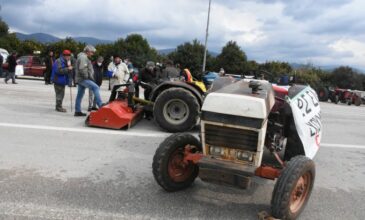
top-left (167, 145), bottom-right (195, 183)
top-left (289, 172), bottom-right (311, 213)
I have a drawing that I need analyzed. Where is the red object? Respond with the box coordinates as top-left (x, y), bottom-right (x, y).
top-left (183, 146), bottom-right (203, 164)
top-left (87, 100), bottom-right (143, 129)
top-left (62, 50), bottom-right (71, 56)
top-left (255, 165), bottom-right (281, 180)
top-left (272, 85), bottom-right (289, 96)
top-left (183, 69), bottom-right (193, 82)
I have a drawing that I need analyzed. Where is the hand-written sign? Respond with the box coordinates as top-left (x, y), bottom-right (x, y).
top-left (287, 86), bottom-right (322, 159)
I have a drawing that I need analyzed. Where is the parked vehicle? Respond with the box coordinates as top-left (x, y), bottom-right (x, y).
top-left (0, 48), bottom-right (9, 74)
top-left (86, 69), bottom-right (207, 133)
top-left (317, 87), bottom-right (362, 106)
top-left (153, 78), bottom-right (322, 220)
top-left (16, 56), bottom-right (46, 77)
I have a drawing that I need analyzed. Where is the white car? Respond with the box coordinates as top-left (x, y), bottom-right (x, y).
top-left (0, 48), bottom-right (9, 64)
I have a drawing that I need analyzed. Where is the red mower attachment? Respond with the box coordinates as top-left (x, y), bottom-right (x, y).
top-left (85, 83), bottom-right (144, 130)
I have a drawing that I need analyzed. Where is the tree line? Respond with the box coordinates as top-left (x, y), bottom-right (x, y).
top-left (1, 18), bottom-right (364, 90)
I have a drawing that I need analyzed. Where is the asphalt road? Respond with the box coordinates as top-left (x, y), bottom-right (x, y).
top-left (0, 79), bottom-right (364, 220)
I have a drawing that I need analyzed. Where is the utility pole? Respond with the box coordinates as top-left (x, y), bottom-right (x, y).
top-left (202, 0), bottom-right (212, 73)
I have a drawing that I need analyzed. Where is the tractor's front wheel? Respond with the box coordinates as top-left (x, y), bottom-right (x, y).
top-left (153, 88), bottom-right (200, 133)
top-left (271, 155), bottom-right (315, 220)
top-left (152, 133), bottom-right (202, 192)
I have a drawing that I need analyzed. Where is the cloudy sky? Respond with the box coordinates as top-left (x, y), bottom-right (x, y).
top-left (1, 0), bottom-right (365, 69)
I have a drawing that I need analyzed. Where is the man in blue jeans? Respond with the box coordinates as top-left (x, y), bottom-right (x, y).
top-left (74, 45), bottom-right (104, 116)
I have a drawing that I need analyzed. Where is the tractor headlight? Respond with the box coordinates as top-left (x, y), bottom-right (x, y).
top-left (236, 150), bottom-right (253, 162)
top-left (209, 146), bottom-right (225, 157)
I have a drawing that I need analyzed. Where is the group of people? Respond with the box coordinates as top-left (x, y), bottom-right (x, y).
top-left (50, 45), bottom-right (133, 116)
top-left (2, 44), bottom-right (184, 116)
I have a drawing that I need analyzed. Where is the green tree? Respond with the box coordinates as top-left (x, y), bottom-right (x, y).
top-left (168, 39), bottom-right (207, 78)
top-left (216, 41), bottom-right (247, 74)
top-left (0, 18), bottom-right (9, 37)
top-left (0, 33), bottom-right (20, 52)
top-left (45, 37), bottom-right (85, 58)
top-left (330, 66), bottom-right (364, 90)
top-left (17, 40), bottom-right (45, 55)
top-left (124, 34), bottom-right (158, 68)
top-left (259, 61), bottom-right (292, 78)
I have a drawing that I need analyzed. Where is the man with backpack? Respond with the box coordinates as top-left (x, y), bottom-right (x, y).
top-left (51, 50), bottom-right (73, 112)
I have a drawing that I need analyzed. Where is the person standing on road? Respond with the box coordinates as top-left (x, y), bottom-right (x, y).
top-left (44, 51), bottom-right (55, 85)
top-left (4, 52), bottom-right (18, 84)
top-left (0, 53), bottom-right (3, 77)
top-left (88, 56), bottom-right (104, 111)
top-left (74, 45), bottom-right (104, 117)
top-left (107, 54), bottom-right (130, 93)
top-left (51, 50), bottom-right (73, 112)
top-left (140, 61), bottom-right (158, 100)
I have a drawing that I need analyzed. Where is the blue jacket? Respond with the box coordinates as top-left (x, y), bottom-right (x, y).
top-left (51, 57), bottom-right (70, 86)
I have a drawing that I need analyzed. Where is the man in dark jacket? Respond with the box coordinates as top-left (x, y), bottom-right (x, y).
top-left (4, 52), bottom-right (17, 84)
top-left (88, 56), bottom-right (104, 111)
top-left (0, 54), bottom-right (3, 77)
top-left (160, 60), bottom-right (180, 80)
top-left (44, 51), bottom-right (55, 85)
top-left (51, 50), bottom-right (73, 112)
top-left (140, 61), bottom-right (158, 100)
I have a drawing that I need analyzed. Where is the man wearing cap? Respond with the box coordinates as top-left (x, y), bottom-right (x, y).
top-left (74, 45), bottom-right (104, 116)
top-left (51, 50), bottom-right (73, 112)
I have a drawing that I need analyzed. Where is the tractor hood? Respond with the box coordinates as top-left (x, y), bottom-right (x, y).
top-left (202, 79), bottom-right (275, 123)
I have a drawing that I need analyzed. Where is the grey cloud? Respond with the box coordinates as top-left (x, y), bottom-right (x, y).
top-left (282, 0), bottom-right (352, 20)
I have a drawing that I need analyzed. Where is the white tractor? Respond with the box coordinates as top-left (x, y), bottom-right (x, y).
top-left (152, 78), bottom-right (322, 220)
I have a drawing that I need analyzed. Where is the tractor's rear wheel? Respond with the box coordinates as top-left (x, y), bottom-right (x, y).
top-left (317, 87), bottom-right (329, 102)
top-left (153, 88), bottom-right (200, 132)
top-left (271, 155), bottom-right (315, 220)
top-left (152, 133), bottom-right (202, 192)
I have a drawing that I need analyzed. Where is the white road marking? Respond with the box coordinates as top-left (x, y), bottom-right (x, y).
top-left (0, 122), bottom-right (169, 138)
top-left (0, 122), bottom-right (364, 149)
top-left (320, 143), bottom-right (365, 149)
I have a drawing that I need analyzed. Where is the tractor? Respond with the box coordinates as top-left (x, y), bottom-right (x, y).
top-left (317, 87), bottom-right (362, 106)
top-left (152, 77), bottom-right (322, 220)
top-left (86, 69), bottom-right (207, 133)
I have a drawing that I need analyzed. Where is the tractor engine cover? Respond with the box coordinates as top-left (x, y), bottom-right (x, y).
top-left (202, 79), bottom-right (275, 126)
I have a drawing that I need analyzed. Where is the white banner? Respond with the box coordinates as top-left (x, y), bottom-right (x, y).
top-left (287, 86), bottom-right (322, 159)
top-left (15, 65), bottom-right (24, 76)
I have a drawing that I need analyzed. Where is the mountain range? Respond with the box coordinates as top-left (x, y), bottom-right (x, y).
top-left (15, 32), bottom-right (113, 45)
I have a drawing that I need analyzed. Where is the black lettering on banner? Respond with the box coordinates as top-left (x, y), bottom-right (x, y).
top-left (301, 94), bottom-right (312, 114)
top-left (308, 89), bottom-right (319, 103)
top-left (297, 98), bottom-right (304, 110)
top-left (306, 113), bottom-right (322, 137)
top-left (306, 90), bottom-right (319, 107)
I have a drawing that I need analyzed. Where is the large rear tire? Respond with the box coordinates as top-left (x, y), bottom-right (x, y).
top-left (153, 88), bottom-right (200, 132)
top-left (271, 156), bottom-right (315, 220)
top-left (152, 133), bottom-right (202, 192)
top-left (317, 87), bottom-right (329, 102)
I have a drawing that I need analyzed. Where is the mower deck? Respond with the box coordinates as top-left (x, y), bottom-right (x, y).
top-left (86, 100), bottom-right (143, 130)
